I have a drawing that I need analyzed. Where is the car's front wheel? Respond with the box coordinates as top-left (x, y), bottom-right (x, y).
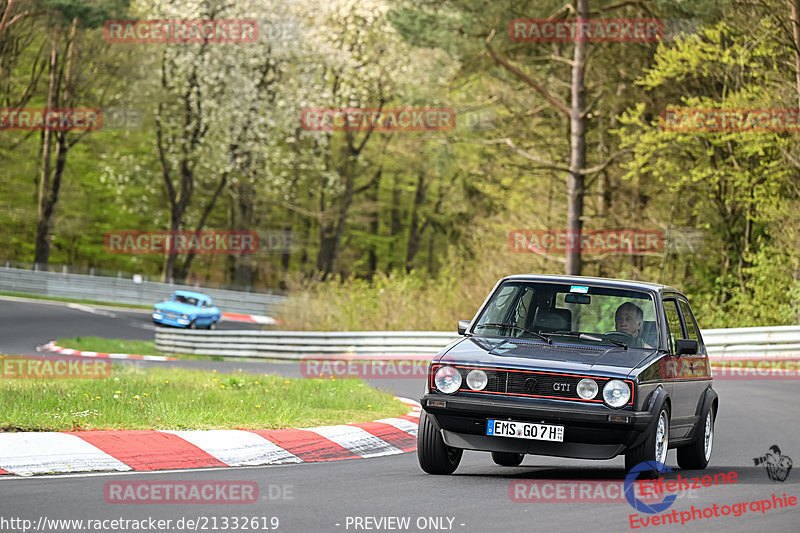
top-left (208, 320), bottom-right (217, 330)
top-left (189, 319), bottom-right (197, 329)
top-left (491, 451), bottom-right (524, 467)
top-left (625, 404), bottom-right (670, 479)
top-left (417, 410), bottom-right (462, 475)
top-left (677, 405), bottom-right (714, 470)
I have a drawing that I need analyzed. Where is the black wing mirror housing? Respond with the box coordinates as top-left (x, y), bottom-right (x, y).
top-left (675, 338), bottom-right (699, 355)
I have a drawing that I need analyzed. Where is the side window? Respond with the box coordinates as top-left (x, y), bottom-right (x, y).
top-left (679, 300), bottom-right (702, 349)
top-left (662, 299), bottom-right (683, 354)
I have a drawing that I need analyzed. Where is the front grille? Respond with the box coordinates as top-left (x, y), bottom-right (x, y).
top-left (462, 367), bottom-right (587, 400)
top-left (433, 365), bottom-right (634, 406)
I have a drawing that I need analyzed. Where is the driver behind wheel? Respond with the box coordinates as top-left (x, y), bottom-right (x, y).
top-left (614, 302), bottom-right (652, 348)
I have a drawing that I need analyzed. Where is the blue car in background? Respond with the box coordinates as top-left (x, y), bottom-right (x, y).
top-left (152, 290), bottom-right (221, 329)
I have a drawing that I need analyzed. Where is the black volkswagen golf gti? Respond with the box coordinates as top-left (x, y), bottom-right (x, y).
top-left (418, 275), bottom-right (717, 476)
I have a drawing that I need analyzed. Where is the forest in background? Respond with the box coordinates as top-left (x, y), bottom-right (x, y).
top-left (2, 0), bottom-right (800, 330)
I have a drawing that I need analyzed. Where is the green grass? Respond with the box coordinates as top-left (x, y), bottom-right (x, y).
top-left (0, 363), bottom-right (409, 432)
top-left (57, 337), bottom-right (162, 355)
top-left (0, 291), bottom-right (151, 309)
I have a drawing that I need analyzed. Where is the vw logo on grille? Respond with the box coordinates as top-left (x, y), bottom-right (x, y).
top-left (524, 378), bottom-right (537, 393)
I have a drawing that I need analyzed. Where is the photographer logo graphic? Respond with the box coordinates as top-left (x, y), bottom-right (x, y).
top-left (753, 445), bottom-right (792, 482)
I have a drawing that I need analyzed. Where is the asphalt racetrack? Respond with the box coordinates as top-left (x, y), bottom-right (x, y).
top-left (0, 298), bottom-right (798, 533)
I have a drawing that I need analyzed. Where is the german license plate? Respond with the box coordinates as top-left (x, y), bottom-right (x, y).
top-left (486, 419), bottom-right (564, 442)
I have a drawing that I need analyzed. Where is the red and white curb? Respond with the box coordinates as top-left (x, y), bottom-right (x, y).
top-left (222, 313), bottom-right (280, 325)
top-left (0, 397), bottom-right (421, 477)
top-left (37, 341), bottom-right (176, 361)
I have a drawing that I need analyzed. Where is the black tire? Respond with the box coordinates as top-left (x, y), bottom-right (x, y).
top-left (677, 404), bottom-right (714, 470)
top-left (417, 410), bottom-right (462, 475)
top-left (208, 320), bottom-right (217, 330)
top-left (189, 320), bottom-right (197, 329)
top-left (625, 404), bottom-right (670, 479)
top-left (492, 451), bottom-right (524, 467)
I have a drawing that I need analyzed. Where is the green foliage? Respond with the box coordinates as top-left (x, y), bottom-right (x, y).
top-left (1, 0), bottom-right (800, 328)
top-left (45, 0), bottom-right (130, 28)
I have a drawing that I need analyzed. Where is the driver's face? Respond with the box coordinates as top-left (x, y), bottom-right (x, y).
top-left (616, 308), bottom-right (640, 337)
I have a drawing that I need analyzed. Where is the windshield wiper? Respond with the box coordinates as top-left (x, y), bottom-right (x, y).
top-left (474, 323), bottom-right (551, 343)
top-left (542, 332), bottom-right (628, 350)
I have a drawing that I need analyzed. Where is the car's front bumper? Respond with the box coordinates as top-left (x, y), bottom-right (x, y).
top-left (420, 393), bottom-right (652, 459)
top-left (152, 312), bottom-right (190, 327)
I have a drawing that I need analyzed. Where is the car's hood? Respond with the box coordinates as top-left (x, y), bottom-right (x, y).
top-left (153, 301), bottom-right (201, 314)
top-left (434, 336), bottom-right (655, 377)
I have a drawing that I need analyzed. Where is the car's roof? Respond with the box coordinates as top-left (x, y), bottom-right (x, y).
top-left (501, 274), bottom-right (680, 294)
top-left (172, 290), bottom-right (211, 299)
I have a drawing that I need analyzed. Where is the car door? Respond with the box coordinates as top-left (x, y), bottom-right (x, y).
top-left (663, 296), bottom-right (709, 439)
top-left (676, 297), bottom-right (711, 426)
top-left (199, 298), bottom-right (212, 326)
top-left (207, 298), bottom-right (219, 322)
top-left (660, 297), bottom-right (684, 438)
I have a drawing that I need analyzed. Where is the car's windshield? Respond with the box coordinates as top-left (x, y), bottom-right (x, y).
top-left (171, 295), bottom-right (199, 306)
top-left (472, 281), bottom-right (658, 348)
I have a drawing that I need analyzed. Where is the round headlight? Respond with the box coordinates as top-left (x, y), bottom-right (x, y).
top-left (434, 366), bottom-right (462, 394)
top-left (602, 379), bottom-right (631, 408)
top-left (181, 314), bottom-right (189, 319)
top-left (577, 378), bottom-right (598, 399)
top-left (466, 369), bottom-right (488, 391)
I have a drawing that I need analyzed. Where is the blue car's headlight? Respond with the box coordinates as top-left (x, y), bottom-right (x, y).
top-left (181, 314), bottom-right (189, 319)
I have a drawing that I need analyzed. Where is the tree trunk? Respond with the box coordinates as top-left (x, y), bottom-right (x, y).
top-left (34, 18), bottom-right (77, 267)
top-left (33, 28), bottom-right (58, 267)
top-left (179, 172), bottom-right (228, 279)
top-left (565, 0), bottom-right (588, 275)
top-left (387, 172), bottom-right (402, 272)
top-left (405, 170), bottom-right (426, 272)
top-left (791, 0), bottom-right (800, 108)
top-left (365, 168), bottom-right (380, 280)
top-left (157, 47), bottom-right (205, 282)
top-left (315, 126), bottom-right (376, 278)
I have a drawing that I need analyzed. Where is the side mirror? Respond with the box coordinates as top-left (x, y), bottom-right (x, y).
top-left (675, 338), bottom-right (698, 355)
top-left (458, 320), bottom-right (471, 335)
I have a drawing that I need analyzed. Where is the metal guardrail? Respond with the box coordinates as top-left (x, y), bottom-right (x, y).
top-left (702, 326), bottom-right (800, 359)
top-left (0, 265), bottom-right (286, 316)
top-left (155, 325), bottom-right (800, 360)
top-left (156, 330), bottom-right (459, 359)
